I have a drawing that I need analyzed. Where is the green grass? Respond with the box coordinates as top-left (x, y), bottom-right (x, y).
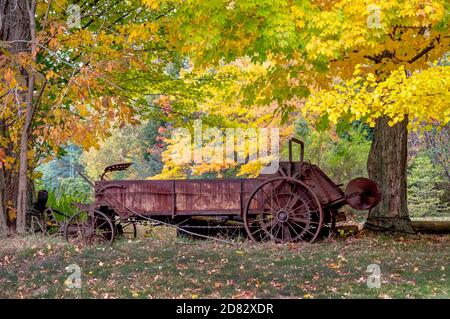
top-left (0, 233), bottom-right (449, 299)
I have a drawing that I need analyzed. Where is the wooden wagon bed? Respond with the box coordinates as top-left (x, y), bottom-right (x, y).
top-left (94, 178), bottom-right (262, 217)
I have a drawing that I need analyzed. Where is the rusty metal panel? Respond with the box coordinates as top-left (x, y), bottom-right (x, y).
top-left (262, 161), bottom-right (345, 205)
top-left (175, 180), bottom-right (241, 214)
top-left (95, 178), bottom-right (264, 217)
top-left (125, 180), bottom-right (173, 214)
top-left (96, 180), bottom-right (173, 216)
top-left (242, 179), bottom-right (264, 211)
top-left (300, 163), bottom-right (344, 205)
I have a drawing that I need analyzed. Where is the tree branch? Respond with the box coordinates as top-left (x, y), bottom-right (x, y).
top-left (408, 36), bottom-right (439, 64)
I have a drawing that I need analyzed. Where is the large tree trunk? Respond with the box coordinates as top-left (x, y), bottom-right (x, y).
top-left (0, 0), bottom-right (30, 51)
top-left (365, 116), bottom-right (415, 234)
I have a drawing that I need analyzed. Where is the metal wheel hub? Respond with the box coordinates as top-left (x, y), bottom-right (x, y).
top-left (276, 210), bottom-right (290, 223)
top-left (85, 228), bottom-right (95, 237)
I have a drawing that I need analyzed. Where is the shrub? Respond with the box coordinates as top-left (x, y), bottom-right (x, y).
top-left (407, 153), bottom-right (449, 218)
top-left (36, 177), bottom-right (92, 219)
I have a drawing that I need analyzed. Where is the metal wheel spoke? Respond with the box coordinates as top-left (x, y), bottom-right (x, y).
top-left (286, 193), bottom-right (301, 210)
top-left (282, 224), bottom-right (291, 242)
top-left (260, 218), bottom-right (277, 230)
top-left (287, 221), bottom-right (302, 239)
top-left (291, 201), bottom-right (308, 213)
top-left (270, 185), bottom-right (283, 211)
top-left (290, 216), bottom-right (318, 224)
top-left (91, 215), bottom-right (99, 227)
top-left (250, 226), bottom-right (266, 236)
top-left (96, 218), bottom-right (109, 229)
top-left (93, 234), bottom-right (108, 243)
top-left (261, 188), bottom-right (280, 211)
top-left (274, 224), bottom-right (282, 239)
top-left (290, 220), bottom-right (316, 237)
top-left (261, 229), bottom-right (272, 241)
top-left (96, 229), bottom-right (113, 236)
top-left (284, 182), bottom-right (297, 210)
top-left (253, 195), bottom-right (271, 212)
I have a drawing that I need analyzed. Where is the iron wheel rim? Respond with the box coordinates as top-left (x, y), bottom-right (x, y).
top-left (244, 177), bottom-right (324, 243)
top-left (64, 209), bottom-right (115, 246)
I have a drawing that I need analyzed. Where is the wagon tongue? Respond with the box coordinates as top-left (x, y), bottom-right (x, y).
top-left (345, 177), bottom-right (381, 211)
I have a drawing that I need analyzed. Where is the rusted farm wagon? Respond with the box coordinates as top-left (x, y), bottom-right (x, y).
top-left (64, 138), bottom-right (380, 245)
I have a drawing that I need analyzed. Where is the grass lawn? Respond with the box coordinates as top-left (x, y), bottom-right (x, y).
top-left (0, 232), bottom-right (449, 299)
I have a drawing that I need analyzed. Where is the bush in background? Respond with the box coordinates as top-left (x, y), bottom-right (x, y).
top-left (35, 177), bottom-right (92, 218)
top-left (408, 153), bottom-right (449, 218)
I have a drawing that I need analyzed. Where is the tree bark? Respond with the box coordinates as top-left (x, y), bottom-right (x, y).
top-left (16, 0), bottom-right (37, 234)
top-left (365, 116), bottom-right (415, 233)
top-left (16, 73), bottom-right (35, 233)
top-left (0, 0), bottom-right (32, 233)
top-left (0, 0), bottom-right (31, 51)
top-left (0, 166), bottom-right (8, 237)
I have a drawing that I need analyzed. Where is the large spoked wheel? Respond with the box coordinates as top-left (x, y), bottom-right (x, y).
top-left (244, 177), bottom-right (324, 243)
top-left (64, 209), bottom-right (115, 246)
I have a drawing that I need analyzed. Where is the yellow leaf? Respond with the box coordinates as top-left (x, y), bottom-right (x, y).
top-left (7, 207), bottom-right (16, 222)
top-left (46, 70), bottom-right (55, 80)
top-left (4, 69), bottom-right (17, 88)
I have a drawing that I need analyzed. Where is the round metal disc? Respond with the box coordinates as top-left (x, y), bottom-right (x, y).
top-left (345, 177), bottom-right (381, 210)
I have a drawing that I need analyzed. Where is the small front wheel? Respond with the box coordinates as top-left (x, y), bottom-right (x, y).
top-left (64, 209), bottom-right (115, 246)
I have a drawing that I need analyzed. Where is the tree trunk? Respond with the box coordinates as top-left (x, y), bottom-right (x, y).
top-left (364, 116), bottom-right (415, 234)
top-left (16, 74), bottom-right (35, 233)
top-left (0, 0), bottom-right (32, 233)
top-left (0, 196), bottom-right (7, 237)
top-left (0, 167), bottom-right (8, 237)
top-left (0, 0), bottom-right (30, 51)
top-left (15, 0), bottom-right (37, 234)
